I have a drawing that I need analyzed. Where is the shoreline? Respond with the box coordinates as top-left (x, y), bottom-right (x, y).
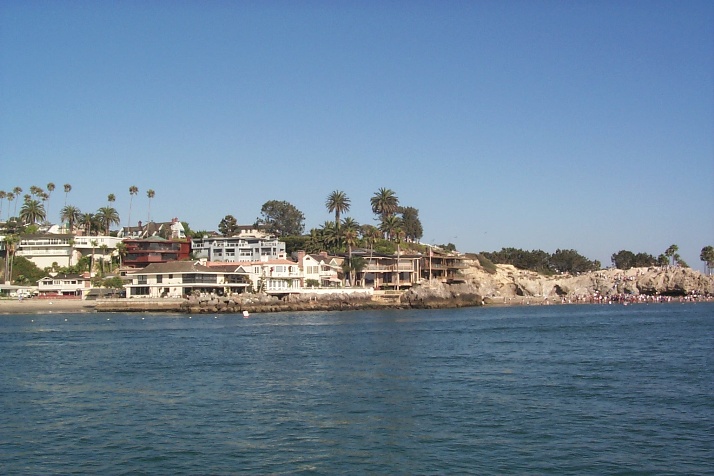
top-left (1, 295), bottom-right (711, 315)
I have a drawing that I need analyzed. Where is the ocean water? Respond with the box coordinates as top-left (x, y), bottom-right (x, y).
top-left (0, 303), bottom-right (712, 475)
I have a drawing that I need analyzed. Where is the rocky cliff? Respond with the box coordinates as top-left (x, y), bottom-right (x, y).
top-left (457, 258), bottom-right (714, 304)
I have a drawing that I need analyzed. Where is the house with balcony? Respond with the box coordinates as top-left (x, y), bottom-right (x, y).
top-left (10, 233), bottom-right (121, 270)
top-left (421, 249), bottom-right (468, 283)
top-left (191, 233), bottom-right (286, 263)
top-left (293, 251), bottom-right (341, 287)
top-left (355, 249), bottom-right (422, 290)
top-left (123, 236), bottom-right (191, 268)
top-left (124, 261), bottom-right (250, 298)
top-left (207, 258), bottom-right (302, 295)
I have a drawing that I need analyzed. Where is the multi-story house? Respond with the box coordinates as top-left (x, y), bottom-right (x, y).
top-left (293, 251), bottom-right (341, 287)
top-left (191, 233), bottom-right (286, 263)
top-left (355, 249), bottom-right (422, 290)
top-left (207, 259), bottom-right (302, 295)
top-left (123, 236), bottom-right (191, 268)
top-left (37, 273), bottom-right (92, 298)
top-left (117, 218), bottom-right (186, 240)
top-left (124, 261), bottom-right (250, 298)
top-left (421, 249), bottom-right (468, 283)
top-left (11, 234), bottom-right (121, 270)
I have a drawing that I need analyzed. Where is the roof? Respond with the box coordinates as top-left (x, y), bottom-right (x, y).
top-left (131, 261), bottom-right (213, 274)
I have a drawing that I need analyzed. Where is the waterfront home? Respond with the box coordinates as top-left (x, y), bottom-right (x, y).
top-left (293, 251), bottom-right (341, 287)
top-left (207, 259), bottom-right (302, 295)
top-left (117, 218), bottom-right (186, 240)
top-left (122, 236), bottom-right (191, 268)
top-left (37, 272), bottom-right (92, 298)
top-left (354, 249), bottom-right (422, 289)
top-left (191, 233), bottom-right (286, 263)
top-left (9, 233), bottom-right (121, 269)
top-left (421, 249), bottom-right (468, 283)
top-left (124, 261), bottom-right (250, 298)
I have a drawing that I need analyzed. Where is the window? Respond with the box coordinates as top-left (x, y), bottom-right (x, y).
top-left (157, 275), bottom-right (163, 283)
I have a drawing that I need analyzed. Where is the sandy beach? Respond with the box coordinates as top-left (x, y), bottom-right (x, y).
top-left (0, 299), bottom-right (97, 314)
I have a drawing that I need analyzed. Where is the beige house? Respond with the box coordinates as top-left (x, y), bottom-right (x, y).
top-left (125, 261), bottom-right (250, 298)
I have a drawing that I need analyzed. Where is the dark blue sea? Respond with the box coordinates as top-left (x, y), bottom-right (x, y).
top-left (1, 303), bottom-right (712, 475)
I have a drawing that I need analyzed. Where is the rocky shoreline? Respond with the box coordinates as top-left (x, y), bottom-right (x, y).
top-left (3, 262), bottom-right (712, 315)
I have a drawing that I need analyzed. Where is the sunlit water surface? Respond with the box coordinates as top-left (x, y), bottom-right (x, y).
top-left (1, 303), bottom-right (712, 474)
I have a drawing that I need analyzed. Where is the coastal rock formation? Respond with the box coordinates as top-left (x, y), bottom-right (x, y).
top-left (459, 258), bottom-right (714, 302)
top-left (402, 280), bottom-right (483, 308)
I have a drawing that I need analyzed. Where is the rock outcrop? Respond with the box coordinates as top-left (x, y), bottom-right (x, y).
top-left (460, 258), bottom-right (714, 303)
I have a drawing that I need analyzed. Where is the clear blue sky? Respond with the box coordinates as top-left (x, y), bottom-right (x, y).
top-left (2, 1), bottom-right (713, 269)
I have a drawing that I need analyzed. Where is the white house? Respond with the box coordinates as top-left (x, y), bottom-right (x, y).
top-left (124, 261), bottom-right (250, 298)
top-left (37, 273), bottom-right (92, 297)
top-left (208, 258), bottom-right (302, 295)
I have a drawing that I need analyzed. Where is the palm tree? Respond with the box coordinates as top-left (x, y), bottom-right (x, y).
top-left (96, 206), bottom-right (120, 235)
top-left (107, 193), bottom-right (116, 205)
top-left (665, 244), bottom-right (679, 267)
top-left (320, 221), bottom-right (339, 251)
top-left (60, 205), bottom-right (82, 233)
top-left (370, 187), bottom-right (399, 220)
top-left (19, 199), bottom-right (46, 225)
top-left (700, 246), bottom-right (714, 275)
top-left (12, 187), bottom-right (22, 217)
top-left (46, 183), bottom-right (55, 221)
top-left (361, 224), bottom-right (381, 268)
top-left (127, 185), bottom-right (138, 228)
top-left (146, 189), bottom-right (155, 222)
top-left (90, 239), bottom-right (98, 276)
top-left (326, 190), bottom-right (350, 228)
top-left (341, 218), bottom-right (360, 285)
top-left (80, 213), bottom-right (95, 236)
top-left (3, 234), bottom-right (19, 284)
top-left (0, 191), bottom-right (5, 219)
top-left (63, 183), bottom-right (72, 208)
top-left (115, 242), bottom-right (127, 269)
top-left (29, 185), bottom-right (43, 198)
top-left (100, 244), bottom-right (109, 273)
top-left (379, 214), bottom-right (402, 242)
top-left (5, 192), bottom-right (14, 220)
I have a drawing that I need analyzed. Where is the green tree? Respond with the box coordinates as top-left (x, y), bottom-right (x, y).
top-left (218, 215), bottom-right (239, 236)
top-left (341, 217), bottom-right (359, 260)
top-left (700, 245), bottom-right (714, 275)
top-left (379, 214), bottom-right (402, 241)
top-left (0, 190), bottom-right (5, 219)
top-left (60, 205), bottom-right (82, 233)
top-left (9, 256), bottom-right (45, 286)
top-left (96, 206), bottom-right (120, 235)
top-left (79, 213), bottom-right (96, 236)
top-left (611, 250), bottom-right (636, 270)
top-left (664, 244), bottom-right (679, 266)
top-left (370, 187), bottom-right (399, 220)
top-left (326, 190), bottom-right (350, 229)
top-left (256, 200), bottom-right (305, 237)
top-left (19, 199), bottom-right (46, 225)
top-left (319, 221), bottom-right (339, 252)
top-left (399, 206), bottom-right (423, 242)
top-left (115, 242), bottom-right (127, 268)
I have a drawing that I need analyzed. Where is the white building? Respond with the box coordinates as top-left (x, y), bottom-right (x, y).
top-left (192, 234), bottom-right (286, 263)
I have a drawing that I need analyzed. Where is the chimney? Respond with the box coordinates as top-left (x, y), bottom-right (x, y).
top-left (297, 250), bottom-right (306, 263)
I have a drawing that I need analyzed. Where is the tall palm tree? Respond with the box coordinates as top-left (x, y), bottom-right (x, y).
top-left (63, 183), bottom-right (72, 208)
top-left (96, 206), bottom-right (120, 235)
top-left (107, 193), bottom-right (116, 206)
top-left (127, 185), bottom-right (138, 228)
top-left (6, 192), bottom-right (14, 220)
top-left (90, 239), bottom-right (98, 276)
top-left (4, 234), bottom-right (19, 284)
top-left (46, 183), bottom-right (55, 222)
top-left (326, 190), bottom-right (350, 229)
top-left (0, 191), bottom-right (5, 219)
top-left (370, 187), bottom-right (399, 220)
top-left (12, 187), bottom-right (22, 217)
top-left (341, 218), bottom-right (360, 285)
top-left (146, 189), bottom-right (155, 222)
top-left (60, 205), bottom-right (82, 233)
top-left (29, 185), bottom-right (43, 198)
top-left (19, 199), bottom-right (46, 225)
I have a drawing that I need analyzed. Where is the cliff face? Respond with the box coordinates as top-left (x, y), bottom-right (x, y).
top-left (459, 259), bottom-right (714, 301)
